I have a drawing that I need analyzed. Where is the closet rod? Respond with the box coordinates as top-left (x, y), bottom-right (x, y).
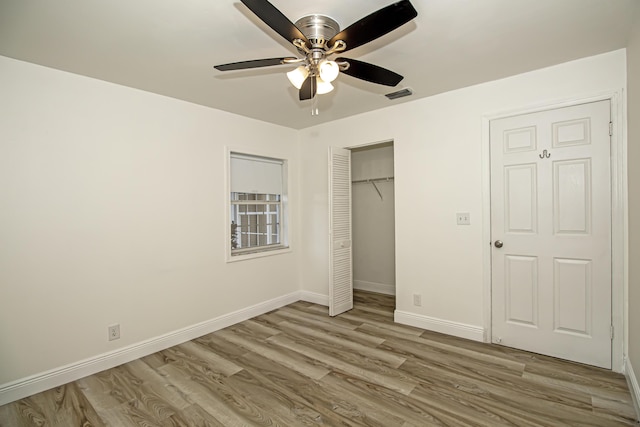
top-left (351, 176), bottom-right (394, 184)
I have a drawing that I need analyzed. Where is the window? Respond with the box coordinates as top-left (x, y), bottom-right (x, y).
top-left (229, 152), bottom-right (288, 257)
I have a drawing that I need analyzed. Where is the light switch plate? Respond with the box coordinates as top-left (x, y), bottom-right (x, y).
top-left (456, 212), bottom-right (470, 225)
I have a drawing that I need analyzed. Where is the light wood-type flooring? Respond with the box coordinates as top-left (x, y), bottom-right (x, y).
top-left (1, 290), bottom-right (638, 426)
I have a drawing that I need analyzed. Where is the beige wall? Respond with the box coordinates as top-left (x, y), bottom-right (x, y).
top-left (1, 40), bottom-right (635, 407)
top-left (351, 145), bottom-right (395, 294)
top-left (0, 56), bottom-right (300, 393)
top-left (627, 1), bottom-right (640, 407)
top-left (299, 49), bottom-right (626, 343)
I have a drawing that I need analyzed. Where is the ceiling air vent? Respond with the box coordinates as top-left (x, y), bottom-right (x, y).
top-left (385, 88), bottom-right (413, 100)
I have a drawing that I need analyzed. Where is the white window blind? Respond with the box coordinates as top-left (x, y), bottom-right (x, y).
top-left (230, 153), bottom-right (283, 195)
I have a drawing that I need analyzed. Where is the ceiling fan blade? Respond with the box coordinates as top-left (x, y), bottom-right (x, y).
top-left (241, 0), bottom-right (309, 45)
top-left (337, 58), bottom-right (404, 86)
top-left (299, 76), bottom-right (316, 100)
top-left (328, 0), bottom-right (417, 53)
top-left (214, 57), bottom-right (295, 71)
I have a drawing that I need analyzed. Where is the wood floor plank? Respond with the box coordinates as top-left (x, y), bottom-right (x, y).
top-left (0, 404), bottom-right (21, 427)
top-left (1, 290), bottom-right (637, 426)
top-left (141, 351), bottom-right (173, 370)
top-left (276, 306), bottom-right (361, 332)
top-left (351, 304), bottom-right (395, 318)
top-left (316, 372), bottom-right (417, 426)
top-left (409, 383), bottom-right (556, 427)
top-left (276, 311), bottom-right (385, 347)
top-left (321, 371), bottom-right (472, 426)
top-left (178, 403), bottom-right (227, 427)
top-left (408, 383), bottom-right (530, 427)
top-left (354, 290), bottom-right (396, 309)
top-left (234, 351), bottom-right (370, 426)
top-left (381, 341), bottom-right (527, 393)
top-left (1, 383), bottom-right (104, 427)
top-left (159, 363), bottom-right (275, 427)
top-left (348, 307), bottom-right (397, 325)
top-left (214, 328), bottom-right (332, 381)
top-left (250, 310), bottom-right (291, 329)
top-left (410, 359), bottom-right (628, 427)
top-left (52, 382), bottom-right (105, 427)
top-left (123, 359), bottom-right (192, 411)
top-left (79, 362), bottom-right (188, 425)
top-left (281, 305), bottom-right (365, 329)
top-left (226, 318), bottom-right (282, 340)
top-left (338, 311), bottom-right (425, 336)
top-left (76, 370), bottom-right (135, 412)
top-left (278, 321), bottom-right (405, 367)
top-left (2, 397), bottom-right (48, 427)
top-left (267, 334), bottom-right (419, 395)
top-left (522, 371), bottom-right (635, 405)
top-left (193, 333), bottom-right (250, 361)
top-left (524, 360), bottom-right (632, 394)
top-left (592, 396), bottom-right (640, 425)
top-left (402, 356), bottom-right (594, 412)
top-left (98, 398), bottom-right (169, 426)
top-left (217, 369), bottom-right (323, 426)
top-left (419, 329), bottom-right (552, 364)
top-left (174, 341), bottom-right (243, 377)
top-left (358, 323), bottom-right (526, 372)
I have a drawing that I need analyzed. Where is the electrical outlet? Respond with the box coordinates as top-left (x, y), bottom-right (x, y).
top-left (108, 324), bottom-right (120, 341)
top-left (413, 294), bottom-right (422, 307)
top-left (456, 212), bottom-right (471, 225)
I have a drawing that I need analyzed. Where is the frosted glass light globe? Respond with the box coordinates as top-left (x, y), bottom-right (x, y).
top-left (316, 77), bottom-right (334, 94)
top-left (319, 60), bottom-right (339, 83)
top-left (287, 66), bottom-right (309, 89)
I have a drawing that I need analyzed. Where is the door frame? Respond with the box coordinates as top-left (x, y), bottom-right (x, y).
top-left (481, 92), bottom-right (626, 372)
top-left (331, 139), bottom-right (396, 308)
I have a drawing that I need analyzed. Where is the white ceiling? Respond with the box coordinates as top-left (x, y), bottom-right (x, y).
top-left (0, 0), bottom-right (637, 129)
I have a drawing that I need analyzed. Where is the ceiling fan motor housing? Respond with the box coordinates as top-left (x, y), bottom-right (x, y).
top-left (295, 15), bottom-right (340, 49)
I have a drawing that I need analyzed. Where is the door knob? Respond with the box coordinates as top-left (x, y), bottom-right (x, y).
top-left (494, 240), bottom-right (504, 248)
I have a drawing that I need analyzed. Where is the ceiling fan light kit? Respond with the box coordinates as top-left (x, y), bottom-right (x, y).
top-left (214, 0), bottom-right (418, 108)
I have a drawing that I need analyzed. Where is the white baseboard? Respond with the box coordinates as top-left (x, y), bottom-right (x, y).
top-left (0, 291), bottom-right (301, 406)
top-left (394, 310), bottom-right (485, 342)
top-left (353, 280), bottom-right (395, 295)
top-left (625, 357), bottom-right (640, 422)
top-left (299, 291), bottom-right (329, 306)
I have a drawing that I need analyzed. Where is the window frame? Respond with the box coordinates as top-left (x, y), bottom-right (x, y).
top-left (230, 192), bottom-right (282, 254)
top-left (225, 148), bottom-right (290, 262)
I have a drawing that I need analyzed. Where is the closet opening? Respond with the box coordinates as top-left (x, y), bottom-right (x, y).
top-left (350, 141), bottom-right (396, 306)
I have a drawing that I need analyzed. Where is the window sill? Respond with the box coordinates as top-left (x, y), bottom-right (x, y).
top-left (226, 246), bottom-right (291, 263)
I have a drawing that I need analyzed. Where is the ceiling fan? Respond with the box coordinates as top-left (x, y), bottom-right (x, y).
top-left (214, 0), bottom-right (418, 101)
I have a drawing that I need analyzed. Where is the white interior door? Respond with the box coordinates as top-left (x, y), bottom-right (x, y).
top-left (490, 100), bottom-right (612, 369)
top-left (329, 146), bottom-right (353, 316)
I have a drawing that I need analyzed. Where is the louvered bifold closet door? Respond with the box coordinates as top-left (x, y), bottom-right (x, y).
top-left (329, 147), bottom-right (353, 316)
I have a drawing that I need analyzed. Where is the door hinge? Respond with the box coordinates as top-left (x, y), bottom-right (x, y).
top-left (610, 325), bottom-right (614, 340)
top-left (609, 121), bottom-right (613, 137)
